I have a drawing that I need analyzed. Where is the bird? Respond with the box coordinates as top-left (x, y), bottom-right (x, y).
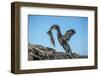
top-left (47, 24), bottom-right (76, 58)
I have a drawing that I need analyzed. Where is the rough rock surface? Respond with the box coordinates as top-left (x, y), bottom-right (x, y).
top-left (28, 43), bottom-right (87, 61)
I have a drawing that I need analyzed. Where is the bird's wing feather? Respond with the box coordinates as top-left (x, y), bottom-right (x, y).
top-left (64, 31), bottom-right (69, 40)
top-left (64, 29), bottom-right (76, 41)
top-left (47, 31), bottom-right (55, 47)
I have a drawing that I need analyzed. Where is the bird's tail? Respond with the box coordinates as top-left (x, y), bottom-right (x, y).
top-left (47, 30), bottom-right (55, 47)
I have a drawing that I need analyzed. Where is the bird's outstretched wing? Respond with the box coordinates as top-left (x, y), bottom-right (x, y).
top-left (47, 30), bottom-right (55, 47)
top-left (64, 29), bottom-right (76, 41)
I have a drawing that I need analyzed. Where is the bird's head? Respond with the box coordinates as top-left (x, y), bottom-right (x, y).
top-left (51, 24), bottom-right (60, 30)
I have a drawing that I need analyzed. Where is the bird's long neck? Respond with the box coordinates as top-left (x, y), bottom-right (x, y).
top-left (47, 25), bottom-right (62, 47)
top-left (56, 28), bottom-right (62, 38)
top-left (49, 26), bottom-right (62, 37)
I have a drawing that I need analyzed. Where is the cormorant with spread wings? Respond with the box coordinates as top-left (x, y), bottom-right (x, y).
top-left (47, 24), bottom-right (76, 58)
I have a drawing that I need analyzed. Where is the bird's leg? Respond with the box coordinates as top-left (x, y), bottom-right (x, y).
top-left (62, 43), bottom-right (70, 57)
top-left (68, 52), bottom-right (73, 59)
top-left (67, 44), bottom-right (73, 59)
top-left (62, 42), bottom-right (73, 59)
top-left (63, 44), bottom-right (69, 55)
top-left (68, 44), bottom-right (73, 58)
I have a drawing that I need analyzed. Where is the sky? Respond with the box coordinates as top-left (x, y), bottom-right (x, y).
top-left (28, 15), bottom-right (88, 56)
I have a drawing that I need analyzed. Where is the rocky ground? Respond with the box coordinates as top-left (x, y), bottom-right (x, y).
top-left (28, 43), bottom-right (87, 61)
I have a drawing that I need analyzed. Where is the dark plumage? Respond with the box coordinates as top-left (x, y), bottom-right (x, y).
top-left (47, 24), bottom-right (76, 58)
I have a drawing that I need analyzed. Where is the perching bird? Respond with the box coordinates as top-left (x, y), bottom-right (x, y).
top-left (47, 24), bottom-right (76, 58)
